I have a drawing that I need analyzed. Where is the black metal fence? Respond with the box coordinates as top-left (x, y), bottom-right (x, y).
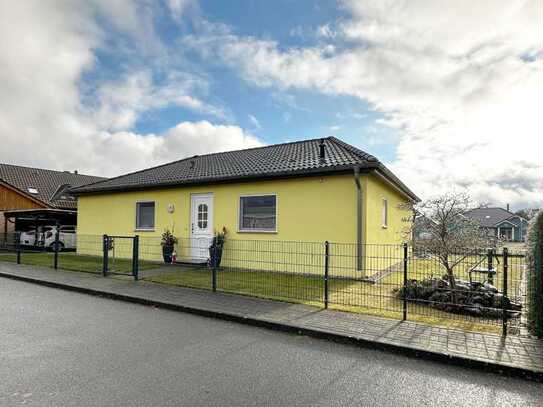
top-left (0, 232), bottom-right (528, 335)
top-left (137, 238), bottom-right (527, 336)
top-left (0, 232), bottom-right (139, 279)
top-left (102, 235), bottom-right (140, 279)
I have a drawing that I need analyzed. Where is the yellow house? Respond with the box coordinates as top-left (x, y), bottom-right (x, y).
top-left (72, 137), bottom-right (418, 276)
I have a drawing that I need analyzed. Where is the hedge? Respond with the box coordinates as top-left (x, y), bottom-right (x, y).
top-left (527, 210), bottom-right (543, 336)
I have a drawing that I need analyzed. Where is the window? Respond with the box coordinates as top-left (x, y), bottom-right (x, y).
top-left (27, 187), bottom-right (38, 194)
top-left (239, 195), bottom-right (277, 232)
top-left (136, 202), bottom-right (155, 230)
top-left (197, 203), bottom-right (208, 229)
top-left (382, 198), bottom-right (388, 228)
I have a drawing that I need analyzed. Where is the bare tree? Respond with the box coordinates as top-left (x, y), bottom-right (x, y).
top-left (403, 192), bottom-right (496, 302)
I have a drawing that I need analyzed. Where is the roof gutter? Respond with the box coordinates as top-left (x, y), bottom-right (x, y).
top-left (373, 166), bottom-right (420, 202)
top-left (353, 166), bottom-right (364, 272)
top-left (70, 165), bottom-right (375, 196)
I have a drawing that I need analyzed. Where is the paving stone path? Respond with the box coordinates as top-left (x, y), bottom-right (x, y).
top-left (1, 261), bottom-right (542, 378)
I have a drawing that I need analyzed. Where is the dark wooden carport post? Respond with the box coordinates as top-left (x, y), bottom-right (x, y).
top-left (2, 213), bottom-right (7, 247)
top-left (53, 221), bottom-right (60, 269)
top-left (16, 231), bottom-right (21, 264)
top-left (33, 215), bottom-right (39, 247)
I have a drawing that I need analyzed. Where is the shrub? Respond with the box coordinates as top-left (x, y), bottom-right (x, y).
top-left (527, 211), bottom-right (543, 336)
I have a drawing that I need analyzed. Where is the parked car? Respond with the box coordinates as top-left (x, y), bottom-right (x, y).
top-left (19, 230), bottom-right (40, 247)
top-left (19, 226), bottom-right (77, 251)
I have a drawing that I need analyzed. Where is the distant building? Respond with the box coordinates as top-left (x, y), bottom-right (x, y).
top-left (463, 207), bottom-right (528, 242)
top-left (413, 215), bottom-right (436, 241)
top-left (0, 163), bottom-right (105, 234)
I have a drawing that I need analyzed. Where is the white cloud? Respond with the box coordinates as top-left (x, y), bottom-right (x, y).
top-left (94, 70), bottom-right (226, 131)
top-left (329, 125), bottom-right (341, 132)
top-left (159, 121), bottom-right (261, 159)
top-left (316, 24), bottom-right (336, 39)
top-left (186, 1), bottom-right (543, 208)
top-left (94, 121), bottom-right (262, 176)
top-left (166, 0), bottom-right (193, 20)
top-left (248, 114), bottom-right (261, 129)
top-left (0, 1), bottom-right (259, 178)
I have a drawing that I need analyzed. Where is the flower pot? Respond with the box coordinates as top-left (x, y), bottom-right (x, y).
top-left (209, 244), bottom-right (223, 268)
top-left (162, 245), bottom-right (174, 263)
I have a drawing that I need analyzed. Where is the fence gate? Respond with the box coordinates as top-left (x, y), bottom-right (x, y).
top-left (102, 235), bottom-right (139, 280)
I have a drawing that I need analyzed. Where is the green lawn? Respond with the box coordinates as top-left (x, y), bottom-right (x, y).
top-left (144, 255), bottom-right (526, 334)
top-left (0, 249), bottom-right (525, 334)
top-left (0, 252), bottom-right (157, 274)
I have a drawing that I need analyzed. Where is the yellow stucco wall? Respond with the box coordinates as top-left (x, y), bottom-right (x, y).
top-left (363, 173), bottom-right (410, 246)
top-left (76, 172), bottom-right (411, 275)
top-left (78, 174), bottom-right (357, 241)
top-left (361, 173), bottom-right (411, 274)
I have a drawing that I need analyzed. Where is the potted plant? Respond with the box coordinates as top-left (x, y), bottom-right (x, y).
top-left (161, 229), bottom-right (178, 263)
top-left (209, 227), bottom-right (227, 268)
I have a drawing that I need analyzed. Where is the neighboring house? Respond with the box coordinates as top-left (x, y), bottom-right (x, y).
top-left (72, 137), bottom-right (419, 274)
top-left (0, 163), bottom-right (105, 236)
top-left (463, 207), bottom-right (529, 242)
top-left (413, 215), bottom-right (436, 241)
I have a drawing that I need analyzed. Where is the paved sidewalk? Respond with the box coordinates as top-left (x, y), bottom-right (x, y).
top-left (1, 262), bottom-right (543, 380)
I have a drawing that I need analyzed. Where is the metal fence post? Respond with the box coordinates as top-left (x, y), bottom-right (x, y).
top-left (212, 245), bottom-right (217, 292)
top-left (403, 242), bottom-right (408, 321)
top-left (324, 241), bottom-right (329, 309)
top-left (132, 235), bottom-right (139, 281)
top-left (102, 234), bottom-right (108, 277)
top-left (53, 227), bottom-right (60, 269)
top-left (487, 248), bottom-right (494, 284)
top-left (502, 247), bottom-right (509, 336)
top-left (16, 231), bottom-right (21, 264)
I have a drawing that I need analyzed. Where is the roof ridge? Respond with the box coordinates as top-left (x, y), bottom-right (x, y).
top-left (328, 136), bottom-right (378, 162)
top-left (0, 162), bottom-right (104, 179)
top-left (71, 136), bottom-right (419, 201)
top-left (72, 136), bottom-right (339, 191)
top-left (470, 206), bottom-right (517, 215)
top-left (202, 136), bottom-right (335, 157)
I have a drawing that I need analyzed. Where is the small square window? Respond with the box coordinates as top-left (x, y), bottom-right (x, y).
top-left (239, 195), bottom-right (277, 232)
top-left (27, 187), bottom-right (38, 194)
top-left (136, 202), bottom-right (155, 230)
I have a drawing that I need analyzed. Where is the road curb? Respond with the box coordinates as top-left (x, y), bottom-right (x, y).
top-left (1, 270), bottom-right (541, 382)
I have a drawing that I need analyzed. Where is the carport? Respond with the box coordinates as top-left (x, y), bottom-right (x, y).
top-left (3, 208), bottom-right (77, 246)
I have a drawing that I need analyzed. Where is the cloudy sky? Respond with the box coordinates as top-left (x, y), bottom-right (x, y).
top-left (1, 0), bottom-right (542, 209)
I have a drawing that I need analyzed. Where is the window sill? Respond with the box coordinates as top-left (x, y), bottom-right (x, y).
top-left (135, 228), bottom-right (155, 232)
top-left (237, 230), bottom-right (278, 234)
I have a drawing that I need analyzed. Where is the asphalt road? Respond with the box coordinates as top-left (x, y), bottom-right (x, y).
top-left (1, 279), bottom-right (542, 407)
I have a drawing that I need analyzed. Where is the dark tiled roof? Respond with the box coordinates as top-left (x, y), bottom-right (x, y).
top-left (0, 164), bottom-right (105, 210)
top-left (71, 137), bottom-right (419, 200)
top-left (464, 207), bottom-right (524, 228)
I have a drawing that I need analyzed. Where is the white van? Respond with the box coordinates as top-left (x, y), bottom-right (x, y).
top-left (19, 226), bottom-right (77, 251)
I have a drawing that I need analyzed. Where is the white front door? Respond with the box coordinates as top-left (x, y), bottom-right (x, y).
top-left (190, 193), bottom-right (214, 261)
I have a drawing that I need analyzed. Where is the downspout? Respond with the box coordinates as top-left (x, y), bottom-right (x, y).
top-left (353, 166), bottom-right (364, 272)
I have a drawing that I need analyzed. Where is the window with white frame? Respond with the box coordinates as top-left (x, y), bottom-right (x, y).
top-left (239, 195), bottom-right (277, 231)
top-left (382, 198), bottom-right (388, 228)
top-left (136, 201), bottom-right (155, 230)
top-left (197, 203), bottom-right (208, 229)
